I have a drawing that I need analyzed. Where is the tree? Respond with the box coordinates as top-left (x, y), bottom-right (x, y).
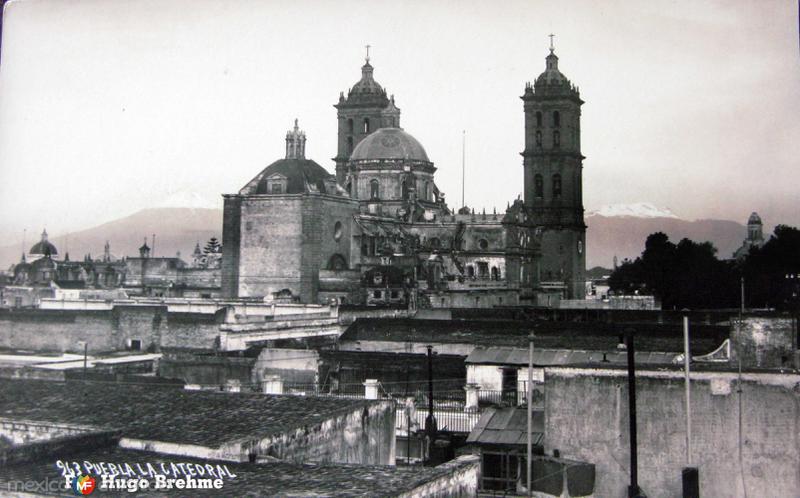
top-left (203, 237), bottom-right (222, 255)
top-left (609, 232), bottom-right (738, 309)
top-left (740, 225), bottom-right (800, 310)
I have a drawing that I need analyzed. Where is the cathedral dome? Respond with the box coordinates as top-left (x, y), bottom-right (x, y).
top-left (238, 120), bottom-right (342, 196)
top-left (350, 128), bottom-right (429, 162)
top-left (535, 51), bottom-right (569, 86)
top-left (748, 212), bottom-right (762, 225)
top-left (29, 230), bottom-right (57, 256)
top-left (253, 158), bottom-right (333, 194)
top-left (343, 61), bottom-right (390, 107)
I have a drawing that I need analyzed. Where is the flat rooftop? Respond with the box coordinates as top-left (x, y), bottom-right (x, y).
top-left (0, 446), bottom-right (474, 497)
top-left (0, 379), bottom-right (374, 448)
top-left (342, 318), bottom-right (729, 354)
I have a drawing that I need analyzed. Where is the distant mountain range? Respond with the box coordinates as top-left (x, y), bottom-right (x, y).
top-left (0, 204), bottom-right (750, 271)
top-left (0, 208), bottom-right (222, 269)
top-left (585, 213), bottom-right (747, 268)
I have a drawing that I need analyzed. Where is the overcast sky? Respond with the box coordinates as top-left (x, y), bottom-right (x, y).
top-left (0, 0), bottom-right (798, 243)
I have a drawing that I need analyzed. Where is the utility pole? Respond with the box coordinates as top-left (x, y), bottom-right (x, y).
top-left (740, 277), bottom-right (745, 315)
top-left (683, 316), bottom-right (692, 465)
top-left (425, 345), bottom-right (437, 440)
top-left (461, 130), bottom-right (466, 209)
top-left (83, 342), bottom-right (88, 383)
top-left (527, 332), bottom-right (535, 496)
top-left (625, 329), bottom-right (642, 498)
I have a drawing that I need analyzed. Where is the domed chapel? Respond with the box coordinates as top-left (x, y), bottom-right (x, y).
top-left (222, 44), bottom-right (586, 307)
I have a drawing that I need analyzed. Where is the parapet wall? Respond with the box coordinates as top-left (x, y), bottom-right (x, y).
top-left (0, 306), bottom-right (220, 353)
top-left (544, 367), bottom-right (800, 497)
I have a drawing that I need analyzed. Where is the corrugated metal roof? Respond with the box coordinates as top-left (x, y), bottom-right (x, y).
top-left (465, 346), bottom-right (679, 366)
top-left (466, 407), bottom-right (544, 446)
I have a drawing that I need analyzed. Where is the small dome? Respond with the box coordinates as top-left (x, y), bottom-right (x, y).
top-left (350, 128), bottom-right (429, 162)
top-left (344, 62), bottom-right (390, 107)
top-left (252, 158), bottom-right (334, 194)
top-left (30, 229), bottom-right (57, 256)
top-left (29, 240), bottom-right (58, 256)
top-left (536, 51), bottom-right (568, 86)
top-left (748, 212), bottom-right (762, 225)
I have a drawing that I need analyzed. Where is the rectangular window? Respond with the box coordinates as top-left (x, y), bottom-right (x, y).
top-left (130, 339), bottom-right (142, 351)
top-left (271, 183), bottom-right (282, 194)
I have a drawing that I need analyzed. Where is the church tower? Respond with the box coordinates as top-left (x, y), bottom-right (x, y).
top-left (521, 39), bottom-right (586, 299)
top-left (333, 48), bottom-right (400, 187)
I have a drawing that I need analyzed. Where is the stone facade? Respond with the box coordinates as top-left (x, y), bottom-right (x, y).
top-left (222, 48), bottom-right (588, 306)
top-left (521, 47), bottom-right (586, 299)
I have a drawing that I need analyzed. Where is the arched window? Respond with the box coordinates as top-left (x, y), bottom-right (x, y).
top-left (401, 178), bottom-right (410, 200)
top-left (491, 267), bottom-right (500, 280)
top-left (553, 130), bottom-right (560, 147)
top-left (347, 119), bottom-right (354, 133)
top-left (536, 111), bottom-right (542, 127)
top-left (346, 182), bottom-right (352, 196)
top-left (363, 118), bottom-right (370, 134)
top-left (423, 181), bottom-right (429, 201)
top-left (535, 130), bottom-right (542, 147)
top-left (347, 136), bottom-right (353, 154)
top-left (466, 265), bottom-right (475, 278)
top-left (552, 174), bottom-right (562, 198)
top-left (553, 111), bottom-right (560, 128)
top-left (370, 179), bottom-right (380, 200)
top-left (333, 221), bottom-right (343, 241)
top-left (534, 175), bottom-right (543, 198)
top-left (327, 254), bottom-right (347, 270)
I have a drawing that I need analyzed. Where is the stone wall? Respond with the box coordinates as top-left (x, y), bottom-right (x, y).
top-left (0, 306), bottom-right (221, 353)
top-left (544, 368), bottom-right (800, 497)
top-left (0, 431), bottom-right (119, 467)
top-left (245, 400), bottom-right (396, 465)
top-left (731, 316), bottom-right (799, 369)
top-left (227, 193), bottom-right (358, 304)
top-left (397, 455), bottom-right (480, 498)
top-left (221, 195), bottom-right (242, 298)
top-left (119, 399), bottom-right (397, 466)
top-left (0, 418), bottom-right (98, 446)
top-left (253, 348), bottom-right (319, 385)
top-left (158, 353), bottom-right (255, 387)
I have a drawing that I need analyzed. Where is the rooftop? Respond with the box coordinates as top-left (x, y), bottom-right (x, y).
top-left (341, 318), bottom-right (729, 355)
top-left (466, 346), bottom-right (681, 367)
top-left (467, 407), bottom-right (544, 446)
top-left (0, 445), bottom-right (477, 497)
top-left (0, 379), bottom-right (374, 448)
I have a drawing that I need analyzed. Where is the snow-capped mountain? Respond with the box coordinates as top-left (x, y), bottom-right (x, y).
top-left (587, 202), bottom-right (679, 219)
top-left (153, 190), bottom-right (222, 210)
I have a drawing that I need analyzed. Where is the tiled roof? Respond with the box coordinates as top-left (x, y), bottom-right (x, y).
top-left (0, 379), bottom-right (373, 448)
top-left (341, 318), bottom-right (728, 355)
top-left (0, 446), bottom-right (475, 497)
top-left (467, 407), bottom-right (544, 446)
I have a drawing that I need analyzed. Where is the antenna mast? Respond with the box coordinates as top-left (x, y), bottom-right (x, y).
top-left (461, 130), bottom-right (466, 209)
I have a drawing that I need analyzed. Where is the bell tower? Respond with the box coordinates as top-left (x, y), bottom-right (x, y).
top-left (521, 37), bottom-right (586, 299)
top-left (333, 47), bottom-right (400, 188)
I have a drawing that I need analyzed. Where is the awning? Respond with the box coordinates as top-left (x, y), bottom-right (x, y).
top-left (466, 407), bottom-right (544, 446)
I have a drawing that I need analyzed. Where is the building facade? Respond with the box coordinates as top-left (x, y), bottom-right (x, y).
top-left (733, 211), bottom-right (765, 260)
top-left (222, 46), bottom-right (587, 306)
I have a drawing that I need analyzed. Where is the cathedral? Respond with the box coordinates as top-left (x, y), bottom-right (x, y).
top-left (221, 44), bottom-right (586, 307)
